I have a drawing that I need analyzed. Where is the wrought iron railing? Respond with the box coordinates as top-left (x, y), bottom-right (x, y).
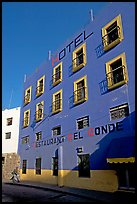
top-left (35, 110), bottom-right (43, 121)
top-left (73, 86), bottom-right (87, 103)
top-left (52, 99), bottom-right (62, 112)
top-left (36, 85), bottom-right (43, 96)
top-left (23, 117), bottom-right (29, 127)
top-left (72, 53), bottom-right (85, 68)
top-left (24, 94), bottom-right (30, 105)
top-left (106, 65), bottom-right (126, 87)
top-left (102, 26), bottom-right (121, 47)
top-left (52, 71), bottom-right (61, 83)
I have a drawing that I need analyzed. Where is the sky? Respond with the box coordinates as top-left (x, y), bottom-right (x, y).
top-left (2, 2), bottom-right (109, 110)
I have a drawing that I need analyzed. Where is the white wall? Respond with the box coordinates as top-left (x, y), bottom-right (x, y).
top-left (2, 107), bottom-right (21, 154)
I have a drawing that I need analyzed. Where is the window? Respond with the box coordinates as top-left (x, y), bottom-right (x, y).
top-left (78, 154), bottom-right (90, 178)
top-left (74, 75), bottom-right (88, 105)
top-left (52, 157), bottom-right (58, 176)
top-left (7, 117), bottom-right (13, 126)
top-left (72, 43), bottom-right (86, 72)
top-left (23, 109), bottom-right (30, 128)
top-left (52, 89), bottom-right (62, 114)
top-left (77, 116), bottom-right (89, 130)
top-left (106, 53), bottom-right (128, 90)
top-left (35, 101), bottom-right (44, 122)
top-left (22, 160), bottom-right (27, 174)
top-left (36, 158), bottom-right (41, 175)
top-left (52, 62), bottom-right (62, 86)
top-left (102, 14), bottom-right (124, 51)
top-left (52, 126), bottom-right (61, 136)
top-left (36, 76), bottom-right (45, 97)
top-left (36, 131), bottom-right (42, 141)
top-left (5, 132), bottom-right (11, 139)
top-left (24, 86), bottom-right (32, 105)
top-left (110, 103), bottom-right (129, 121)
top-left (2, 157), bottom-right (5, 165)
top-left (22, 136), bottom-right (29, 144)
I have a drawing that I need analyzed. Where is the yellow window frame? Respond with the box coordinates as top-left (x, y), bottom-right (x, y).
top-left (52, 89), bottom-right (62, 114)
top-left (35, 101), bottom-right (44, 122)
top-left (52, 62), bottom-right (62, 86)
top-left (36, 75), bottom-right (45, 97)
top-left (24, 86), bottom-right (32, 105)
top-left (72, 43), bottom-right (87, 72)
top-left (102, 14), bottom-right (124, 51)
top-left (23, 109), bottom-right (30, 128)
top-left (106, 52), bottom-right (128, 90)
top-left (74, 75), bottom-right (88, 105)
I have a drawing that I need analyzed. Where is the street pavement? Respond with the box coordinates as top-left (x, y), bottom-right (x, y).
top-left (2, 179), bottom-right (136, 203)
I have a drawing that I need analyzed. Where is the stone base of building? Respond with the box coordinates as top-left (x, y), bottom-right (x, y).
top-left (2, 153), bottom-right (20, 180)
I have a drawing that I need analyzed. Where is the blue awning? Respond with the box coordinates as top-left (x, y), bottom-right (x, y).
top-left (106, 137), bottom-right (135, 163)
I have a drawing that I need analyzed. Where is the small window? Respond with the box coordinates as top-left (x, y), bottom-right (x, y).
top-left (5, 132), bottom-right (11, 139)
top-left (7, 117), bottom-right (13, 126)
top-left (35, 101), bottom-right (44, 122)
top-left (2, 157), bottom-right (5, 165)
top-left (110, 103), bottom-right (129, 121)
top-left (52, 62), bottom-right (62, 86)
top-left (36, 76), bottom-right (45, 97)
top-left (52, 126), bottom-right (61, 136)
top-left (72, 43), bottom-right (86, 72)
top-left (36, 131), bottom-right (42, 141)
top-left (77, 116), bottom-right (89, 130)
top-left (24, 86), bottom-right (32, 105)
top-left (52, 157), bottom-right (58, 176)
top-left (52, 89), bottom-right (62, 114)
top-left (22, 160), bottom-right (27, 174)
top-left (102, 14), bottom-right (124, 51)
top-left (22, 136), bottom-right (29, 144)
top-left (74, 76), bottom-right (88, 105)
top-left (106, 52), bottom-right (128, 90)
top-left (23, 109), bottom-right (30, 128)
top-left (78, 154), bottom-right (90, 178)
top-left (36, 158), bottom-right (41, 175)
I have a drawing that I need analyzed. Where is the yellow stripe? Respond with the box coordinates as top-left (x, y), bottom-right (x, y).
top-left (107, 157), bottom-right (135, 163)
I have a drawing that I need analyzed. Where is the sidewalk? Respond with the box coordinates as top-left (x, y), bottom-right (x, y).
top-left (2, 179), bottom-right (136, 203)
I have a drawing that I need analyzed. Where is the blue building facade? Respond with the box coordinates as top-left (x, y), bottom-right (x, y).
top-left (18, 2), bottom-right (135, 192)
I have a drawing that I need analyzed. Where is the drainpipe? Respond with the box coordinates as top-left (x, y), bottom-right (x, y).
top-left (58, 145), bottom-right (64, 187)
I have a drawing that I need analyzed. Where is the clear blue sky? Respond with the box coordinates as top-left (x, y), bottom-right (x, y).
top-left (2, 2), bottom-right (109, 110)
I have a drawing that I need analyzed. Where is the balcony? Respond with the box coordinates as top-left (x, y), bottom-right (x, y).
top-left (52, 71), bottom-right (62, 86)
top-left (52, 99), bottom-right (62, 114)
top-left (72, 53), bottom-right (86, 72)
top-left (35, 110), bottom-right (43, 122)
top-left (24, 94), bottom-right (30, 105)
top-left (36, 85), bottom-right (44, 97)
top-left (102, 26), bottom-right (121, 51)
top-left (73, 86), bottom-right (87, 105)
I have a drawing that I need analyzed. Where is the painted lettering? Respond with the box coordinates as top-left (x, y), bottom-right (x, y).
top-left (84, 30), bottom-right (94, 40)
top-left (66, 41), bottom-right (73, 52)
top-left (74, 33), bottom-right (83, 48)
top-left (59, 48), bottom-right (66, 60)
top-left (88, 128), bottom-right (94, 137)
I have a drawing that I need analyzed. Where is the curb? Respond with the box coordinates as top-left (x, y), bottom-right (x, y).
top-left (3, 182), bottom-right (98, 201)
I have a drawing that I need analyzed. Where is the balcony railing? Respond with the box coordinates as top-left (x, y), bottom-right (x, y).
top-left (36, 85), bottom-right (44, 96)
top-left (102, 26), bottom-right (121, 49)
top-left (52, 71), bottom-right (61, 85)
top-left (73, 86), bottom-right (87, 104)
top-left (106, 65), bottom-right (126, 87)
top-left (72, 53), bottom-right (85, 70)
top-left (23, 117), bottom-right (29, 127)
top-left (52, 99), bottom-right (62, 113)
top-left (24, 94), bottom-right (30, 105)
top-left (35, 110), bottom-right (43, 121)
